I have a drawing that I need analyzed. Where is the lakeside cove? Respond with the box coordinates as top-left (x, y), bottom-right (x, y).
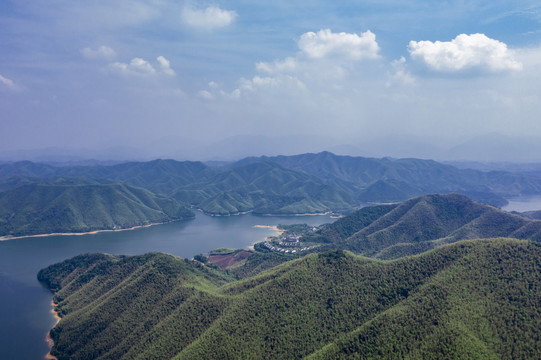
top-left (0, 212), bottom-right (333, 360)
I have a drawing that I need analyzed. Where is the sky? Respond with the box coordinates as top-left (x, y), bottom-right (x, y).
top-left (2, 1), bottom-right (541, 161)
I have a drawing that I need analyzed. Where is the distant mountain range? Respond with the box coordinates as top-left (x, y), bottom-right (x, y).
top-left (39, 238), bottom-right (541, 359)
top-left (2, 152), bottom-right (541, 235)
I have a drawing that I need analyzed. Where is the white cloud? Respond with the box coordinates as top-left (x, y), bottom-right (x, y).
top-left (240, 76), bottom-right (281, 91)
top-left (81, 45), bottom-right (116, 60)
top-left (0, 74), bottom-right (15, 88)
top-left (233, 75), bottom-right (305, 96)
top-left (111, 57), bottom-right (155, 75)
top-left (0, 74), bottom-right (21, 92)
top-left (232, 29), bottom-right (381, 99)
top-left (157, 56), bottom-right (175, 76)
top-left (298, 29), bottom-right (380, 60)
top-left (256, 57), bottom-right (298, 74)
top-left (408, 33), bottom-right (523, 72)
top-left (198, 90), bottom-right (215, 100)
top-left (109, 56), bottom-right (175, 77)
top-left (386, 57), bottom-right (416, 87)
top-left (181, 5), bottom-right (237, 30)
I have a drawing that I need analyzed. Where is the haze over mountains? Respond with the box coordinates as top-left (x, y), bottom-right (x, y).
top-left (2, 152), bottom-right (541, 236)
top-left (4, 133), bottom-right (541, 163)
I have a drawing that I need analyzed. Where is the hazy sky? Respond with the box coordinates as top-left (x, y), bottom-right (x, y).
top-left (2, 1), bottom-right (541, 160)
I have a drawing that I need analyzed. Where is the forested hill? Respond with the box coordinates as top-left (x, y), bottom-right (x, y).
top-left (0, 159), bottom-right (217, 195)
top-left (0, 183), bottom-right (194, 237)
top-left (2, 152), bottom-right (541, 215)
top-left (39, 239), bottom-right (541, 360)
top-left (234, 151), bottom-right (541, 204)
top-left (172, 161), bottom-right (357, 215)
top-left (311, 193), bottom-right (541, 259)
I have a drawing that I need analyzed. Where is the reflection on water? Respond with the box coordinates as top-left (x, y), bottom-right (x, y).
top-left (502, 196), bottom-right (541, 212)
top-left (0, 212), bottom-right (331, 360)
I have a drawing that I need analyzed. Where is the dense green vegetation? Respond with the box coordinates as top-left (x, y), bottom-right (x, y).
top-left (307, 193), bottom-right (541, 259)
top-left (0, 183), bottom-right (193, 237)
top-left (3, 151), bottom-right (541, 216)
top-left (40, 239), bottom-right (541, 359)
top-left (172, 161), bottom-right (357, 215)
top-left (0, 159), bottom-right (217, 195)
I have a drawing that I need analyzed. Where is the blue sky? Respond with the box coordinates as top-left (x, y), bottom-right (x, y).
top-left (2, 1), bottom-right (541, 161)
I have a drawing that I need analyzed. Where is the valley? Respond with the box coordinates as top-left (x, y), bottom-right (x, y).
top-left (1, 152), bottom-right (541, 359)
top-left (38, 193), bottom-right (541, 359)
top-left (2, 152), bottom-right (541, 237)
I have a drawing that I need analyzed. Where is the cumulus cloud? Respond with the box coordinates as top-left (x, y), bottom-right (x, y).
top-left (109, 56), bottom-right (175, 76)
top-left (408, 33), bottom-right (523, 72)
top-left (81, 45), bottom-right (116, 60)
top-left (255, 29), bottom-right (380, 80)
top-left (386, 57), bottom-right (416, 87)
top-left (181, 5), bottom-right (237, 30)
top-left (298, 29), bottom-right (380, 60)
top-left (157, 56), bottom-right (175, 76)
top-left (230, 29), bottom-right (381, 99)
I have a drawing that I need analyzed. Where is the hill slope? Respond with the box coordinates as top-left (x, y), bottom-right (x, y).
top-left (310, 193), bottom-right (541, 259)
top-left (0, 183), bottom-right (194, 237)
top-left (0, 159), bottom-right (217, 195)
top-left (39, 239), bottom-right (541, 359)
top-left (173, 161), bottom-right (356, 215)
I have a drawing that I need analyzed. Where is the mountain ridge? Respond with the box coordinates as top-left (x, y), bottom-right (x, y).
top-left (311, 193), bottom-right (541, 259)
top-left (39, 238), bottom-right (541, 359)
top-left (2, 151), bottom-right (541, 217)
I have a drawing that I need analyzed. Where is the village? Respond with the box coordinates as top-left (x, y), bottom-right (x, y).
top-left (262, 225), bottom-right (320, 253)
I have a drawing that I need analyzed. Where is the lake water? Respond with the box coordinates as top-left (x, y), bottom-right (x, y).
top-left (502, 196), bottom-right (541, 212)
top-left (0, 212), bottom-right (332, 360)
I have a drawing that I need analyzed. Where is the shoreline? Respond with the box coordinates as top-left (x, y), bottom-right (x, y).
top-left (0, 219), bottom-right (188, 242)
top-left (253, 224), bottom-right (286, 233)
top-left (197, 207), bottom-right (332, 217)
top-left (257, 211), bottom-right (331, 217)
top-left (45, 300), bottom-right (61, 360)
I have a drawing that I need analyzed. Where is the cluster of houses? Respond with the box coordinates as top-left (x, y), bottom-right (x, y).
top-left (262, 233), bottom-right (316, 253)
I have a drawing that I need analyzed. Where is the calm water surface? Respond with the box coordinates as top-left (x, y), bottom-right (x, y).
top-left (502, 196), bottom-right (541, 212)
top-left (0, 212), bottom-right (332, 360)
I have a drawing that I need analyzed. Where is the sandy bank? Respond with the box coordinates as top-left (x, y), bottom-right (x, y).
top-left (45, 300), bottom-right (61, 360)
top-left (253, 224), bottom-right (286, 236)
top-left (0, 219), bottom-right (184, 242)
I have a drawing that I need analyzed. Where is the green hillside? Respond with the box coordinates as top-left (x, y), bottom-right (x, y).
top-left (39, 239), bottom-right (541, 359)
top-left (0, 183), bottom-right (194, 237)
top-left (312, 193), bottom-right (541, 259)
top-left (173, 162), bottom-right (356, 215)
top-left (0, 159), bottom-right (217, 195)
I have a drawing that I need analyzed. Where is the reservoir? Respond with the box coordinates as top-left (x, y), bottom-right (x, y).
top-left (0, 212), bottom-right (332, 360)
